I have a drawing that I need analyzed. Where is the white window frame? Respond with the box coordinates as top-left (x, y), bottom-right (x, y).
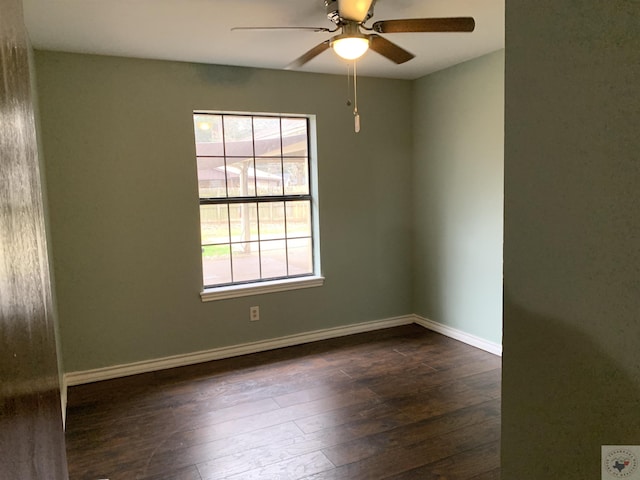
top-left (194, 111), bottom-right (324, 302)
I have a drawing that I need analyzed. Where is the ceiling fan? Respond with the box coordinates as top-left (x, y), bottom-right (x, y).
top-left (232, 0), bottom-right (475, 68)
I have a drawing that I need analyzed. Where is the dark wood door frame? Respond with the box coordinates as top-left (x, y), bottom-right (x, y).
top-left (0, 0), bottom-right (69, 478)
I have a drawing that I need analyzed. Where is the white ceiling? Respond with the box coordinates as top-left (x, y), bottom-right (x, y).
top-left (23, 0), bottom-right (504, 80)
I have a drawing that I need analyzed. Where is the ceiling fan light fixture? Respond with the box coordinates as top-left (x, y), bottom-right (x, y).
top-left (331, 35), bottom-right (369, 60)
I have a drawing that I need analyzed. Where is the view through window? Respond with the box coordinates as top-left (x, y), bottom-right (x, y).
top-left (193, 112), bottom-right (317, 289)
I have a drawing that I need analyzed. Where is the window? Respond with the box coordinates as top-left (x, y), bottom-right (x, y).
top-left (193, 112), bottom-right (322, 300)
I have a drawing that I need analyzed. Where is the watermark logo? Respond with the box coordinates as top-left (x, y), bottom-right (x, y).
top-left (603, 446), bottom-right (640, 479)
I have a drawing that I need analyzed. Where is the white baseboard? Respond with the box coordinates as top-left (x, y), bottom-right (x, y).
top-left (64, 315), bottom-right (415, 386)
top-left (413, 315), bottom-right (502, 356)
top-left (64, 314), bottom-right (501, 387)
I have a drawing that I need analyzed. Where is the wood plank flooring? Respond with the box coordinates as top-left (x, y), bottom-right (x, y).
top-left (65, 324), bottom-right (501, 480)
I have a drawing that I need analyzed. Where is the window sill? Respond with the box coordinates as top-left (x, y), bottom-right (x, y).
top-left (200, 276), bottom-right (325, 302)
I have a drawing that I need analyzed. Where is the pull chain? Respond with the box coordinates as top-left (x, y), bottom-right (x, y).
top-left (346, 63), bottom-right (352, 107)
top-left (353, 60), bottom-right (360, 133)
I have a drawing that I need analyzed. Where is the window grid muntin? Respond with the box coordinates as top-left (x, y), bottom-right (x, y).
top-left (200, 198), bottom-right (313, 285)
top-left (196, 112), bottom-right (313, 289)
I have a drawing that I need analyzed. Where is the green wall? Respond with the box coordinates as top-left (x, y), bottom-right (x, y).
top-left (412, 51), bottom-right (504, 345)
top-left (503, 1), bottom-right (639, 478)
top-left (35, 52), bottom-right (414, 372)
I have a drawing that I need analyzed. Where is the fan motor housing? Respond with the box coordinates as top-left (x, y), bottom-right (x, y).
top-left (325, 0), bottom-right (374, 24)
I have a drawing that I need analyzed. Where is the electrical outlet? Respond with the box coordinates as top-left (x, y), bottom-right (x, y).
top-left (250, 306), bottom-right (260, 321)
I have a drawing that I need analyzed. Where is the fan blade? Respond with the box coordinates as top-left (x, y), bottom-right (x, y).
top-left (338, 0), bottom-right (374, 23)
top-left (286, 40), bottom-right (331, 69)
top-left (369, 34), bottom-right (414, 64)
top-left (232, 26), bottom-right (334, 33)
top-left (372, 17), bottom-right (475, 34)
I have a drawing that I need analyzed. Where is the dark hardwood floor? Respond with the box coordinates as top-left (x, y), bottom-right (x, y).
top-left (65, 324), bottom-right (501, 480)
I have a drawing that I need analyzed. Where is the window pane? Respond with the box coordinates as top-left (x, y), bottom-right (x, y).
top-left (260, 239), bottom-right (288, 279)
top-left (286, 201), bottom-right (311, 238)
top-left (225, 158), bottom-right (256, 197)
top-left (194, 115), bottom-right (224, 156)
top-left (197, 157), bottom-right (227, 198)
top-left (195, 112), bottom-right (316, 291)
top-left (224, 116), bottom-right (254, 157)
top-left (202, 244), bottom-right (231, 286)
top-left (253, 117), bottom-right (282, 157)
top-left (287, 237), bottom-right (313, 276)
top-left (259, 202), bottom-right (285, 241)
top-left (229, 203), bottom-right (258, 242)
top-left (283, 157), bottom-right (309, 195)
top-left (255, 158), bottom-right (283, 196)
top-left (200, 205), bottom-right (230, 245)
top-left (282, 118), bottom-right (308, 156)
top-left (231, 242), bottom-right (260, 282)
